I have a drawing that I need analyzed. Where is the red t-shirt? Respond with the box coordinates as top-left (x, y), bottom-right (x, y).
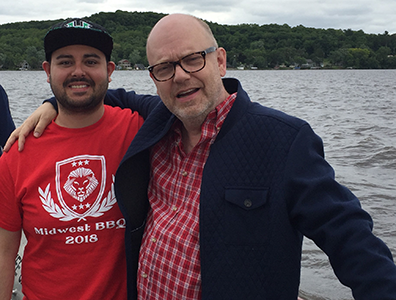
top-left (0, 105), bottom-right (143, 300)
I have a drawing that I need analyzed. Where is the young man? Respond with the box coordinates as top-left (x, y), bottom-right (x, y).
top-left (0, 18), bottom-right (156, 300)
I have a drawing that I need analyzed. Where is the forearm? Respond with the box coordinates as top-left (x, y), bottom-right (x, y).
top-left (285, 124), bottom-right (396, 297)
top-left (0, 259), bottom-right (14, 300)
top-left (104, 88), bottom-right (160, 119)
top-left (0, 228), bottom-right (21, 300)
top-left (45, 89), bottom-right (161, 119)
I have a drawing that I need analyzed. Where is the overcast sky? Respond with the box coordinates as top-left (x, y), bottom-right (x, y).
top-left (1, 0), bottom-right (395, 34)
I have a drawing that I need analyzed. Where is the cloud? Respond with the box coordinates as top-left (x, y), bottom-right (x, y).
top-left (0, 0), bottom-right (395, 34)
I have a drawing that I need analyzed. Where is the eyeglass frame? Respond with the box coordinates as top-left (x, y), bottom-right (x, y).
top-left (148, 46), bottom-right (217, 82)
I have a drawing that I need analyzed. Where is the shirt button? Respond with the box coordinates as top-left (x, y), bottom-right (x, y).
top-left (244, 199), bottom-right (252, 208)
top-left (141, 273), bottom-right (148, 278)
top-left (151, 237), bottom-right (157, 243)
top-left (216, 126), bottom-right (221, 131)
top-left (172, 206), bottom-right (178, 212)
top-left (182, 171), bottom-right (188, 176)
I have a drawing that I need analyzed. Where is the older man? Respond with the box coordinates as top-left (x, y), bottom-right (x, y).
top-left (116, 14), bottom-right (396, 300)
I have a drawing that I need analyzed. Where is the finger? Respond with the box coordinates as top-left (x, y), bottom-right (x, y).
top-left (3, 131), bottom-right (19, 152)
top-left (16, 118), bottom-right (38, 151)
top-left (17, 134), bottom-right (26, 152)
top-left (33, 117), bottom-right (52, 138)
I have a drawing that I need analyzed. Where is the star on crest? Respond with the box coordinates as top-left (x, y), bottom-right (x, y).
top-left (71, 160), bottom-right (90, 167)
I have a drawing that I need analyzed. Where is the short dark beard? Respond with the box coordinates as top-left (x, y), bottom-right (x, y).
top-left (51, 76), bottom-right (108, 115)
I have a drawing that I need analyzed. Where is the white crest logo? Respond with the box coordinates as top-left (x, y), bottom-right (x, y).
top-left (63, 167), bottom-right (99, 202)
top-left (38, 155), bottom-right (116, 222)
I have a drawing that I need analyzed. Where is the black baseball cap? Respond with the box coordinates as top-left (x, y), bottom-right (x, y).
top-left (44, 18), bottom-right (113, 62)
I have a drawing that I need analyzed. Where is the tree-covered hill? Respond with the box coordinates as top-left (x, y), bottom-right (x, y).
top-left (1, 10), bottom-right (396, 70)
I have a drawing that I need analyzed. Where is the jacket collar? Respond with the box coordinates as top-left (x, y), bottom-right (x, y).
top-left (121, 77), bottom-right (250, 162)
top-left (216, 78), bottom-right (250, 141)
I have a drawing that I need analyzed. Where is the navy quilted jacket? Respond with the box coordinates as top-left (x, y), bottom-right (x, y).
top-left (110, 78), bottom-right (396, 300)
top-left (0, 85), bottom-right (15, 148)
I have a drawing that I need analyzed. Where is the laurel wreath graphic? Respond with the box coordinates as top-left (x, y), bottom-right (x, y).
top-left (39, 175), bottom-right (116, 222)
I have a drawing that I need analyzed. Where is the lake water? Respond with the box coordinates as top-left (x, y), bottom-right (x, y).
top-left (1, 69), bottom-right (396, 300)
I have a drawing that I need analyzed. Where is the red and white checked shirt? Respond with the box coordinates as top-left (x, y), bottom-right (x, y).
top-left (137, 93), bottom-right (237, 299)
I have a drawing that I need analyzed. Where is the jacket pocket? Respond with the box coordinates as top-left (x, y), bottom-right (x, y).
top-left (223, 187), bottom-right (269, 246)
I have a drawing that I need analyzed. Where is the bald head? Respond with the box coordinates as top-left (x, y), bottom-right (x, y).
top-left (145, 13), bottom-right (229, 131)
top-left (146, 14), bottom-right (218, 65)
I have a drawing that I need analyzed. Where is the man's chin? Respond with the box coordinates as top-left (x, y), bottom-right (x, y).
top-left (58, 99), bottom-right (102, 114)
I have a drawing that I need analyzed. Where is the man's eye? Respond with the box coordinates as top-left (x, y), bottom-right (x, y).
top-left (59, 61), bottom-right (72, 66)
top-left (157, 65), bottom-right (171, 72)
top-left (86, 60), bottom-right (98, 65)
top-left (183, 54), bottom-right (202, 66)
top-left (154, 64), bottom-right (172, 75)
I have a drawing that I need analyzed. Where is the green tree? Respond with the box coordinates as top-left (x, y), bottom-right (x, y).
top-left (376, 46), bottom-right (391, 68)
top-left (329, 48), bottom-right (350, 67)
top-left (25, 46), bottom-right (44, 69)
top-left (347, 48), bottom-right (371, 68)
top-left (1, 11), bottom-right (396, 70)
top-left (128, 49), bottom-right (141, 66)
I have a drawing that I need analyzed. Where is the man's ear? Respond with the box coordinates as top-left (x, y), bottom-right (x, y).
top-left (217, 47), bottom-right (227, 77)
top-left (107, 61), bottom-right (116, 82)
top-left (42, 61), bottom-right (51, 83)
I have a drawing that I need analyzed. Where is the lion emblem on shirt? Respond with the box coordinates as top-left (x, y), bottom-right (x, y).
top-left (63, 167), bottom-right (99, 202)
top-left (38, 155), bottom-right (117, 222)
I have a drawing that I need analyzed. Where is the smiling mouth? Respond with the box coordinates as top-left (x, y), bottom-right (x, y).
top-left (177, 88), bottom-right (199, 98)
top-left (64, 77), bottom-right (93, 89)
top-left (70, 84), bottom-right (88, 89)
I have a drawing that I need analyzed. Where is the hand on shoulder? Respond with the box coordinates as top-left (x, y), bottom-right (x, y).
top-left (3, 102), bottom-right (57, 152)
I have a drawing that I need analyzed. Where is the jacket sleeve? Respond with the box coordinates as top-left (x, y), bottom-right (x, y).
top-left (44, 89), bottom-right (161, 120)
top-left (0, 85), bottom-right (16, 148)
top-left (284, 123), bottom-right (396, 299)
top-left (104, 89), bottom-right (161, 119)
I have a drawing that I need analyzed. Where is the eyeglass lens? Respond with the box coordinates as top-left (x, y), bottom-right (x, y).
top-left (152, 52), bottom-right (205, 81)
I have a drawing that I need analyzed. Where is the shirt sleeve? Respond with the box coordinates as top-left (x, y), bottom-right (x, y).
top-left (0, 155), bottom-right (22, 232)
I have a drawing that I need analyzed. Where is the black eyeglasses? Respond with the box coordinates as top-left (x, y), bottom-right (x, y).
top-left (148, 47), bottom-right (217, 82)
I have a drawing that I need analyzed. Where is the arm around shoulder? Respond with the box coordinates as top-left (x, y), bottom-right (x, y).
top-left (104, 89), bottom-right (160, 119)
top-left (3, 101), bottom-right (57, 152)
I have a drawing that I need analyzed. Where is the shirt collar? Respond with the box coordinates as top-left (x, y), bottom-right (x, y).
top-left (172, 92), bottom-right (237, 136)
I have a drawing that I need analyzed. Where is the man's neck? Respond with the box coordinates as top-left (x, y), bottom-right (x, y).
top-left (179, 88), bottom-right (232, 154)
top-left (181, 125), bottom-right (201, 154)
top-left (55, 105), bottom-right (105, 128)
